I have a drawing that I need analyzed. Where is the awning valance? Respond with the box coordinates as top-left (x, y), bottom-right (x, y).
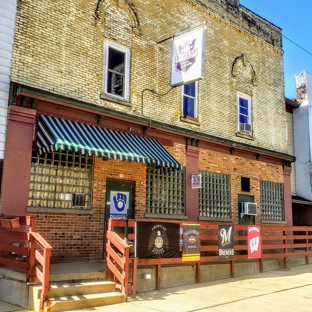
top-left (37, 115), bottom-right (182, 170)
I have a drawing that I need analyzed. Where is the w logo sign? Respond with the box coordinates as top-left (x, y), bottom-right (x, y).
top-left (249, 237), bottom-right (260, 253)
top-left (248, 226), bottom-right (261, 259)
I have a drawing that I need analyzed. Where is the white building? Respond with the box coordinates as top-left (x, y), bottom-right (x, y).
top-left (0, 0), bottom-right (17, 161)
top-left (293, 71), bottom-right (312, 200)
top-left (291, 71), bottom-right (312, 226)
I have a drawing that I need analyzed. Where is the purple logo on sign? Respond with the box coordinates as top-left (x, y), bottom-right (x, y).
top-left (175, 39), bottom-right (198, 73)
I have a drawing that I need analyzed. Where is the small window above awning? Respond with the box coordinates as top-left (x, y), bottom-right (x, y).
top-left (37, 115), bottom-right (182, 170)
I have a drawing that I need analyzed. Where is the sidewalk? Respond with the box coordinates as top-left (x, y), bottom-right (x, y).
top-left (1, 264), bottom-right (312, 312)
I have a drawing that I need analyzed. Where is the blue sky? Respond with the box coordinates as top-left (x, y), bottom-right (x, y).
top-left (240, 0), bottom-right (312, 99)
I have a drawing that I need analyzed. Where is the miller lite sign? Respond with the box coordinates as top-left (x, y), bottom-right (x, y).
top-left (170, 27), bottom-right (206, 86)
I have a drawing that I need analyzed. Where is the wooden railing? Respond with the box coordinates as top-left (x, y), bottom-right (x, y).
top-left (107, 219), bottom-right (312, 297)
top-left (29, 231), bottom-right (52, 309)
top-left (0, 216), bottom-right (52, 309)
top-left (0, 216), bottom-right (31, 271)
top-left (106, 219), bottom-right (137, 298)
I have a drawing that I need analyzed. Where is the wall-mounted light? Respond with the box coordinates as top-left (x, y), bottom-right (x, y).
top-left (141, 273), bottom-right (151, 280)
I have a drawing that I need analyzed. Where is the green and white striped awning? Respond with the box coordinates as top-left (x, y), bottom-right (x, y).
top-left (37, 115), bottom-right (182, 170)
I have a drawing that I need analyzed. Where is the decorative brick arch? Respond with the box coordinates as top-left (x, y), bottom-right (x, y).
top-left (94, 0), bottom-right (141, 35)
top-left (231, 53), bottom-right (257, 86)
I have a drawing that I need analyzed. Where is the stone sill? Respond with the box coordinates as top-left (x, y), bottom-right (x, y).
top-left (100, 93), bottom-right (132, 107)
top-left (180, 116), bottom-right (200, 126)
top-left (27, 207), bottom-right (94, 215)
top-left (199, 217), bottom-right (233, 222)
top-left (236, 131), bottom-right (254, 140)
top-left (261, 220), bottom-right (286, 225)
top-left (144, 213), bottom-right (188, 220)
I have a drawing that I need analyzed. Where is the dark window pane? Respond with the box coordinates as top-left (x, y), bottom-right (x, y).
top-left (241, 177), bottom-right (250, 192)
top-left (184, 83), bottom-right (196, 97)
top-left (239, 98), bottom-right (248, 108)
top-left (107, 72), bottom-right (124, 97)
top-left (107, 47), bottom-right (125, 97)
top-left (108, 47), bottom-right (125, 73)
top-left (239, 115), bottom-right (248, 123)
top-left (239, 107), bottom-right (248, 115)
top-left (183, 97), bottom-right (195, 117)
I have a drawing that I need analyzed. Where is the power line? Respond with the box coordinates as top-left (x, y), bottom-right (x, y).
top-left (283, 34), bottom-right (312, 57)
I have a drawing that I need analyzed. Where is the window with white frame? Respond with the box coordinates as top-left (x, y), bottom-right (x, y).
top-left (182, 82), bottom-right (198, 118)
top-left (237, 92), bottom-right (252, 133)
top-left (103, 41), bottom-right (130, 101)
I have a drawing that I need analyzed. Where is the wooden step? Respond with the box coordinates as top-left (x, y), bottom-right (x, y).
top-left (44, 292), bottom-right (126, 312)
top-left (48, 281), bottom-right (116, 297)
top-left (29, 280), bottom-right (126, 312)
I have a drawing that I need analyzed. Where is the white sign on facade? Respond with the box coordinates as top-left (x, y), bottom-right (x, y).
top-left (191, 174), bottom-right (202, 189)
top-left (109, 191), bottom-right (129, 218)
top-left (170, 27), bottom-right (206, 86)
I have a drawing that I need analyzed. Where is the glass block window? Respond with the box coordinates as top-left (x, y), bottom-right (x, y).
top-left (260, 181), bottom-right (284, 221)
top-left (199, 171), bottom-right (231, 218)
top-left (28, 150), bottom-right (93, 209)
top-left (146, 166), bottom-right (185, 215)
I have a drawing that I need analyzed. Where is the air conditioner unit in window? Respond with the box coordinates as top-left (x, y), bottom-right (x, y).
top-left (240, 202), bottom-right (257, 218)
top-left (72, 193), bottom-right (86, 207)
top-left (240, 123), bottom-right (252, 132)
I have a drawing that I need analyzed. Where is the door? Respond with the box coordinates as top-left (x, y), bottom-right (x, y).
top-left (238, 194), bottom-right (255, 225)
top-left (104, 180), bottom-right (134, 256)
top-left (238, 194), bottom-right (255, 252)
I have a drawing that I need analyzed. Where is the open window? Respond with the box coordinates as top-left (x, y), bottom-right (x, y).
top-left (103, 41), bottom-right (130, 101)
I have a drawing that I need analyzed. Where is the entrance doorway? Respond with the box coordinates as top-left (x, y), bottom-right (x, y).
top-left (104, 180), bottom-right (134, 256)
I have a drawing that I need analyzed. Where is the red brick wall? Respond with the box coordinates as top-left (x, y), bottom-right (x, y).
top-left (92, 157), bottom-right (147, 219)
top-left (186, 145), bottom-right (200, 221)
top-left (199, 148), bottom-right (283, 223)
top-left (27, 140), bottom-right (285, 262)
top-left (29, 157), bottom-right (147, 263)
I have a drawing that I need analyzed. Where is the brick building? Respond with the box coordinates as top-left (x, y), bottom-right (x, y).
top-left (1, 0), bottom-right (293, 262)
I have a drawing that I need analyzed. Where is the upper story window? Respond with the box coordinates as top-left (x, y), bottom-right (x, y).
top-left (182, 82), bottom-right (198, 118)
top-left (103, 41), bottom-right (130, 101)
top-left (237, 92), bottom-right (252, 134)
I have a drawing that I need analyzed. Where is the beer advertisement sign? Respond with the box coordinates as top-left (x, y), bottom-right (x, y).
top-left (248, 226), bottom-right (261, 259)
top-left (219, 225), bottom-right (234, 258)
top-left (135, 222), bottom-right (180, 259)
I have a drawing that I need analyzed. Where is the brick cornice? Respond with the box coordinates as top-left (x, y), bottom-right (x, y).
top-left (186, 145), bottom-right (200, 158)
top-left (13, 84), bottom-right (295, 163)
top-left (8, 105), bottom-right (36, 124)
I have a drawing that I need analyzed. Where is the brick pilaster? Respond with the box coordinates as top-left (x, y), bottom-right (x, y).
top-left (1, 106), bottom-right (36, 216)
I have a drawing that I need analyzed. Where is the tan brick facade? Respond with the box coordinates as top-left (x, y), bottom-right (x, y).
top-left (12, 0), bottom-right (286, 153)
top-left (5, 0), bottom-right (294, 262)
